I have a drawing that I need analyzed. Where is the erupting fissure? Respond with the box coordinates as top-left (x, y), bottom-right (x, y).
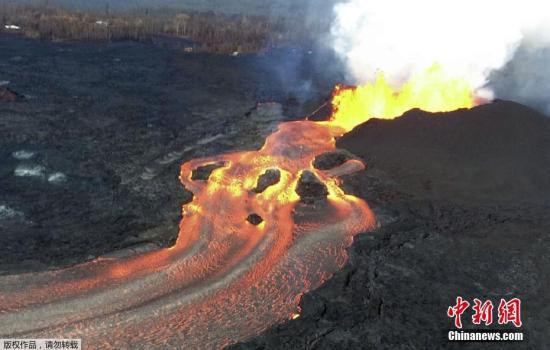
top-left (0, 66), bottom-right (476, 349)
top-left (326, 64), bottom-right (475, 132)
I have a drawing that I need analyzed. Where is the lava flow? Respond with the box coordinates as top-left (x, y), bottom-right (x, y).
top-left (0, 66), bottom-right (474, 349)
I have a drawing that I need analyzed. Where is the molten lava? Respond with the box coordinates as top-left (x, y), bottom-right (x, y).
top-left (0, 66), bottom-right (476, 349)
top-left (326, 64), bottom-right (475, 132)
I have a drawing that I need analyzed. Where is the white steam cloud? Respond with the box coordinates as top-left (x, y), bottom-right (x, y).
top-left (331, 0), bottom-right (550, 94)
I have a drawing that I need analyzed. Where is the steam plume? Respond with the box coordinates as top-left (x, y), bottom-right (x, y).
top-left (331, 0), bottom-right (550, 98)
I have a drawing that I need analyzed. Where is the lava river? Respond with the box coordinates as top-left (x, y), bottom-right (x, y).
top-left (0, 66), bottom-right (474, 349)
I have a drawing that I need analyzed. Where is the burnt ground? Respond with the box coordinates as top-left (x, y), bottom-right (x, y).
top-left (0, 34), bottom-right (339, 273)
top-left (231, 102), bottom-right (550, 349)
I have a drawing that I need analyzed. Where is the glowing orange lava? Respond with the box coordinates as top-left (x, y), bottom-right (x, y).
top-left (0, 66), bottom-right (475, 349)
top-left (325, 64), bottom-right (475, 132)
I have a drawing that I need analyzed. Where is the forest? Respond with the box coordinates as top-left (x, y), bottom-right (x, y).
top-left (0, 2), bottom-right (318, 52)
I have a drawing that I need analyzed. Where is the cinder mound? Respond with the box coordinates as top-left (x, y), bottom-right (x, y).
top-left (253, 169), bottom-right (281, 193)
top-left (313, 149), bottom-right (357, 170)
top-left (337, 100), bottom-right (550, 204)
top-left (295, 170), bottom-right (328, 204)
top-left (191, 161), bottom-right (226, 181)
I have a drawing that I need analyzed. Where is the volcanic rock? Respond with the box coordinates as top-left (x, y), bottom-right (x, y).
top-left (313, 149), bottom-right (357, 170)
top-left (337, 100), bottom-right (550, 204)
top-left (305, 99), bottom-right (333, 122)
top-left (0, 35), bottom-right (340, 275)
top-left (246, 213), bottom-right (263, 225)
top-left (191, 161), bottom-right (226, 181)
top-left (248, 102), bottom-right (284, 122)
top-left (0, 87), bottom-right (21, 102)
top-left (181, 185), bottom-right (194, 205)
top-left (253, 169), bottom-right (281, 193)
top-left (295, 170), bottom-right (328, 204)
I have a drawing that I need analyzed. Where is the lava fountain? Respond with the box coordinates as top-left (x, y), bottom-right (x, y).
top-left (0, 66), bottom-right (474, 349)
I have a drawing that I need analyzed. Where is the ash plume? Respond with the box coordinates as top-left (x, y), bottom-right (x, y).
top-left (488, 43), bottom-right (550, 115)
top-left (330, 0), bottom-right (550, 105)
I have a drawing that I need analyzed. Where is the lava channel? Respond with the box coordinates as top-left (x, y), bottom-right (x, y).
top-left (0, 66), bottom-right (474, 349)
top-left (0, 121), bottom-right (375, 349)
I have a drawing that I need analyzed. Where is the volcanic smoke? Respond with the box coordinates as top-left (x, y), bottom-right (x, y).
top-left (331, 0), bottom-right (550, 99)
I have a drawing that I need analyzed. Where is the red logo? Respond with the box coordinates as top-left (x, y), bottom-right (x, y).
top-left (472, 298), bottom-right (494, 326)
top-left (447, 297), bottom-right (522, 328)
top-left (447, 296), bottom-right (470, 329)
top-left (498, 298), bottom-right (522, 328)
